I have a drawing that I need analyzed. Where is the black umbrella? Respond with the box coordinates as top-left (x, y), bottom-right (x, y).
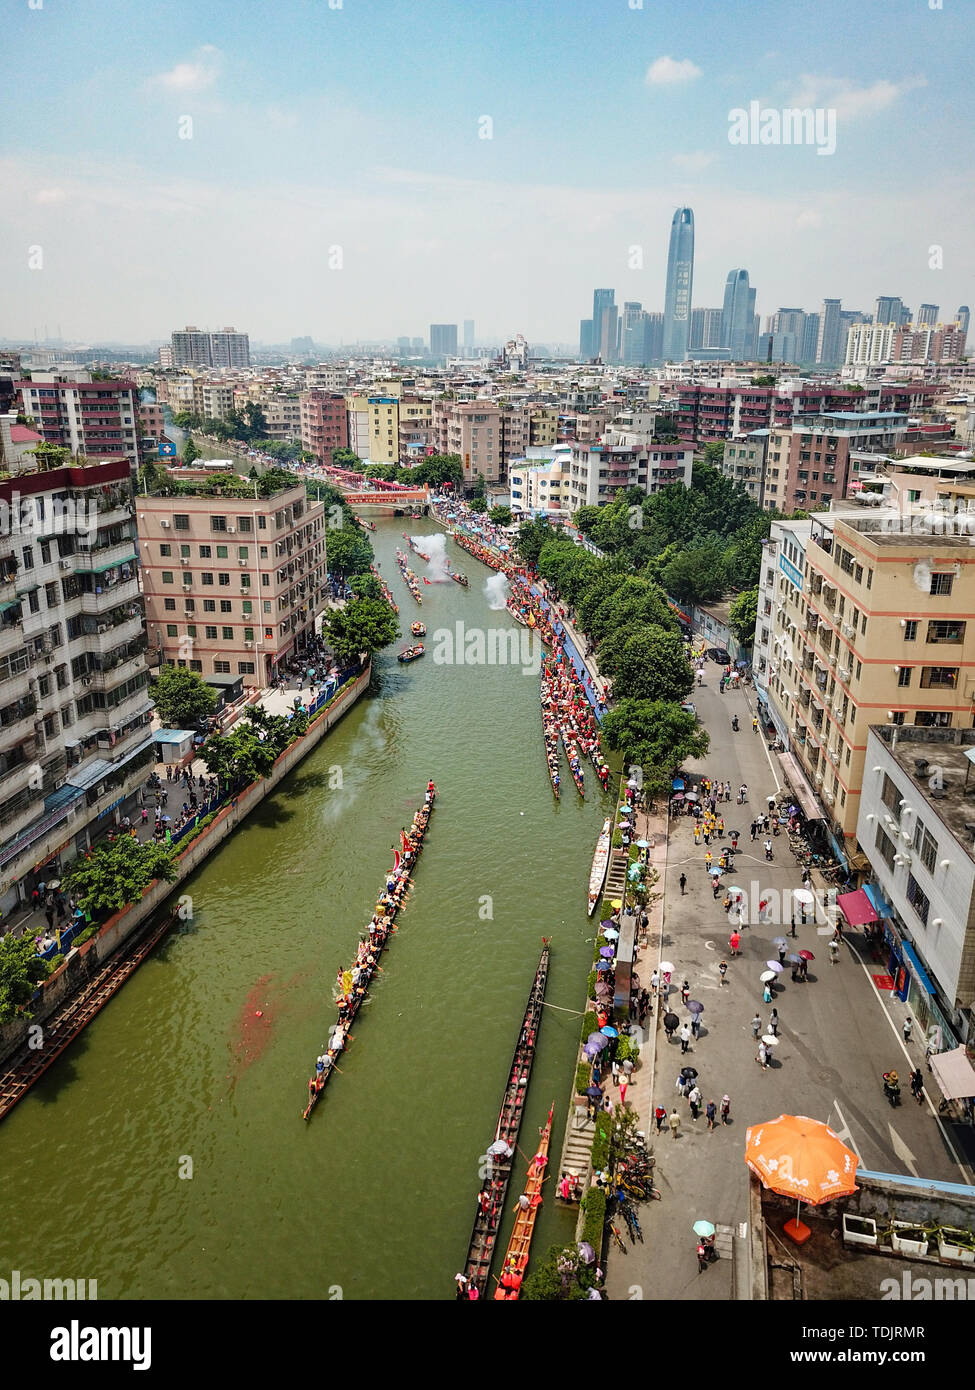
top-left (680, 1066), bottom-right (699, 1079)
top-left (586, 1085), bottom-right (602, 1099)
top-left (664, 1012), bottom-right (679, 1029)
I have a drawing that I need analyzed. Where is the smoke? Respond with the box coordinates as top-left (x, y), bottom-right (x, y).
top-left (484, 573), bottom-right (509, 610)
top-left (410, 532), bottom-right (451, 581)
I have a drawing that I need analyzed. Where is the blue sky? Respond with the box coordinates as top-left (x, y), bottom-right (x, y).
top-left (2, 0), bottom-right (972, 344)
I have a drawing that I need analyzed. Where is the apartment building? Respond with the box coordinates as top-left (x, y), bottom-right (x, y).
top-left (759, 503), bottom-right (975, 859)
top-left (138, 402), bottom-right (165, 441)
top-left (762, 412), bottom-right (908, 513)
top-left (565, 430), bottom-right (693, 510)
top-left (299, 391), bottom-right (348, 466)
top-left (171, 327), bottom-right (250, 369)
top-left (346, 393), bottom-right (399, 464)
top-left (262, 395), bottom-right (302, 443)
top-left (397, 397), bottom-right (435, 465)
top-left (0, 459), bottom-right (152, 913)
top-left (17, 372), bottom-right (140, 471)
top-left (509, 447), bottom-right (570, 518)
top-left (191, 379), bottom-right (236, 422)
top-left (530, 407), bottom-right (558, 447)
top-left (440, 402), bottom-right (504, 483)
top-left (138, 481), bottom-right (327, 688)
top-left (721, 431), bottom-right (769, 505)
top-left (304, 365), bottom-right (349, 392)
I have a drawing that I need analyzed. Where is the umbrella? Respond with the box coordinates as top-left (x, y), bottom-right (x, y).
top-left (601, 927), bottom-right (619, 940)
top-left (672, 779), bottom-right (686, 791)
top-left (744, 1113), bottom-right (859, 1242)
top-left (659, 961), bottom-right (675, 974)
top-left (487, 1139), bottom-right (513, 1156)
top-left (46, 879), bottom-right (61, 890)
top-left (760, 970), bottom-right (777, 983)
top-left (798, 950), bottom-right (815, 961)
top-left (685, 792), bottom-right (699, 802)
top-left (599, 946), bottom-right (615, 958)
top-left (610, 899), bottom-right (622, 909)
top-left (578, 1241), bottom-right (596, 1264)
top-left (794, 888), bottom-right (815, 906)
top-left (596, 961), bottom-right (612, 972)
top-left (772, 936), bottom-right (788, 948)
top-left (627, 865), bottom-right (642, 881)
top-left (786, 953), bottom-right (801, 965)
top-left (709, 866), bottom-right (723, 877)
top-left (587, 1032), bottom-right (610, 1050)
top-left (687, 1000), bottom-right (704, 1014)
top-left (600, 919), bottom-right (616, 929)
top-left (585, 1086), bottom-right (602, 1099)
top-left (765, 960), bottom-right (784, 974)
top-left (583, 1043), bottom-right (601, 1059)
top-left (663, 1012), bottom-right (679, 1029)
top-left (680, 1066), bottom-right (698, 1079)
top-left (693, 1220), bottom-right (715, 1238)
top-left (761, 1034), bottom-right (780, 1047)
top-left (600, 1026), bottom-right (619, 1038)
top-left (627, 778), bottom-right (640, 788)
top-left (727, 885), bottom-right (742, 895)
top-left (671, 792), bottom-right (685, 802)
top-left (635, 839), bottom-right (651, 848)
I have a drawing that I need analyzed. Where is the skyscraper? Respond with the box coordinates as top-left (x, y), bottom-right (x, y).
top-left (689, 308), bottom-right (723, 351)
top-left (643, 313), bottom-right (664, 362)
top-left (591, 289), bottom-right (618, 363)
top-left (621, 302), bottom-right (644, 365)
top-left (720, 270), bottom-right (756, 360)
top-left (956, 306), bottom-right (970, 346)
top-left (800, 314), bottom-right (820, 363)
top-left (874, 296), bottom-right (907, 326)
top-left (917, 304), bottom-right (939, 329)
top-left (429, 324), bottom-right (458, 357)
top-left (662, 208), bottom-right (694, 362)
top-left (579, 319), bottom-right (594, 359)
top-left (815, 299), bottom-right (843, 363)
top-left (171, 325), bottom-right (250, 368)
top-left (463, 319), bottom-right (475, 351)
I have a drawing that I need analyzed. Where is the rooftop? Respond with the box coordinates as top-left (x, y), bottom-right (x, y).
top-left (873, 725), bottom-right (975, 860)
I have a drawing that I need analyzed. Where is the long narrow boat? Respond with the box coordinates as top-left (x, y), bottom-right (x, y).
top-left (460, 943), bottom-right (550, 1298)
top-left (561, 730), bottom-right (585, 797)
top-left (301, 786), bottom-right (436, 1120)
top-left (493, 1104), bottom-right (554, 1300)
top-left (587, 817), bottom-right (612, 917)
top-left (394, 548), bottom-right (423, 605)
top-left (372, 565), bottom-right (399, 614)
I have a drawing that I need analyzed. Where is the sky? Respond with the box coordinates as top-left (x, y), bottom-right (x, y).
top-left (2, 0), bottom-right (973, 346)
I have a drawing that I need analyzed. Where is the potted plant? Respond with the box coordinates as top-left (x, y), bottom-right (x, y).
top-left (938, 1227), bottom-right (975, 1264)
top-left (842, 1213), bottom-right (878, 1247)
top-left (890, 1221), bottom-right (930, 1256)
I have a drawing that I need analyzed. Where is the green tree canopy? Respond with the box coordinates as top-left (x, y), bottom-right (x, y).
top-left (0, 932), bottom-right (53, 1024)
top-left (602, 699), bottom-right (710, 797)
top-left (602, 627), bottom-right (693, 703)
top-left (150, 664), bottom-right (217, 728)
top-left (331, 447), bottom-right (363, 469)
top-left (181, 437), bottom-right (201, 465)
top-left (488, 505), bottom-right (513, 526)
top-left (321, 596), bottom-right (400, 665)
top-left (728, 588), bottom-right (759, 646)
top-left (326, 527), bottom-right (375, 577)
top-left (63, 838), bottom-right (179, 917)
top-left (348, 572), bottom-right (382, 600)
top-left (660, 540), bottom-right (727, 604)
top-left (515, 519), bottom-right (553, 568)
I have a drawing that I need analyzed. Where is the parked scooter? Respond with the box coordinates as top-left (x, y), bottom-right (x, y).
top-left (882, 1071), bottom-right (901, 1107)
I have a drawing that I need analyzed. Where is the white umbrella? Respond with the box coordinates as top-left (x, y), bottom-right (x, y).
top-left (759, 970), bottom-right (777, 983)
top-left (659, 961), bottom-right (676, 974)
top-left (761, 1034), bottom-right (780, 1047)
top-left (794, 888), bottom-right (815, 906)
top-left (765, 960), bottom-right (784, 973)
top-left (627, 778), bottom-right (640, 789)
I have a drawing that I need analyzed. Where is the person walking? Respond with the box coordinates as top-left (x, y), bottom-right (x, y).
top-left (687, 1085), bottom-right (702, 1120)
top-left (669, 1109), bottom-right (681, 1141)
top-left (718, 959), bottom-right (728, 986)
top-left (768, 1008), bottom-right (779, 1036)
top-left (679, 872), bottom-right (687, 895)
top-left (764, 838), bottom-right (774, 861)
top-left (750, 820), bottom-right (757, 842)
top-left (752, 715), bottom-right (759, 733)
top-left (903, 1017), bottom-right (913, 1043)
top-left (751, 1012), bottom-right (762, 1038)
top-left (909, 1067), bottom-right (924, 1105)
top-left (720, 1094), bottom-right (731, 1125)
top-left (729, 930), bottom-right (740, 957)
top-left (777, 942), bottom-right (787, 965)
top-left (757, 1041), bottom-right (769, 1069)
top-left (706, 1099), bottom-right (717, 1131)
top-left (712, 879), bottom-right (721, 900)
top-left (680, 979), bottom-right (690, 1006)
top-left (739, 784), bottom-right (747, 804)
top-left (655, 1104), bottom-right (667, 1133)
top-left (664, 1014), bottom-right (677, 1042)
top-left (762, 981), bottom-right (773, 1004)
top-left (691, 1012), bottom-right (702, 1039)
top-left (697, 1242), bottom-right (710, 1273)
top-left (679, 1023), bottom-right (691, 1054)
top-left (650, 969), bottom-right (660, 996)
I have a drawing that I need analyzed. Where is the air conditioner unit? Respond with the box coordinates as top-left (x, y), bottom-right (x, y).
top-left (828, 652), bottom-right (837, 666)
top-left (227, 526), bottom-right (236, 534)
top-left (901, 830), bottom-right (913, 844)
top-left (54, 778), bottom-right (65, 790)
top-left (244, 640), bottom-right (253, 649)
top-left (160, 520), bottom-right (171, 528)
top-left (842, 623), bottom-right (855, 639)
top-left (181, 557), bottom-right (190, 565)
top-left (59, 560), bottom-right (72, 570)
top-left (238, 557), bottom-right (247, 565)
top-left (838, 666), bottom-right (851, 681)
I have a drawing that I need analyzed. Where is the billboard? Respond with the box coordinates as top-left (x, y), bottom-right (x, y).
top-left (158, 441), bottom-right (177, 457)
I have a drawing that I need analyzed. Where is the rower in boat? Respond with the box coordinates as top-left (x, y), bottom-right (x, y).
top-left (398, 644), bottom-right (424, 663)
top-left (410, 621), bottom-right (426, 637)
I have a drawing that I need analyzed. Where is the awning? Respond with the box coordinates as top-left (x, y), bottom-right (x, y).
top-left (929, 1046), bottom-right (975, 1101)
top-left (65, 757), bottom-right (113, 791)
top-left (0, 598), bottom-right (20, 614)
top-left (837, 888), bottom-right (878, 926)
top-left (827, 830), bottom-right (849, 873)
top-left (75, 553), bottom-right (136, 576)
top-left (776, 751), bottom-right (825, 822)
top-left (900, 940), bottom-right (934, 995)
top-left (755, 688), bottom-right (769, 705)
top-left (864, 882), bottom-right (894, 919)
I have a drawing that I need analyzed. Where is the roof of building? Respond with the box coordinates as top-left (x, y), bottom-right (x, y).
top-left (8, 425), bottom-right (42, 443)
top-left (872, 725), bottom-right (975, 862)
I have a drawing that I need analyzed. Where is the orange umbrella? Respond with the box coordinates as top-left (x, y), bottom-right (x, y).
top-left (744, 1113), bottom-right (858, 1242)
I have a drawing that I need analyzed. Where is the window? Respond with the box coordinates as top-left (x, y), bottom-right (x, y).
top-left (237, 517), bottom-right (252, 532)
top-left (263, 601), bottom-right (271, 614)
top-left (190, 660), bottom-right (203, 672)
top-left (211, 516), bottom-right (228, 532)
top-left (904, 620), bottom-right (917, 641)
top-left (219, 573), bottom-right (230, 586)
top-left (222, 626), bottom-right (233, 641)
top-left (258, 516), bottom-right (267, 529)
top-left (160, 544), bottom-right (172, 557)
top-left (881, 773), bottom-right (900, 813)
top-left (920, 667), bottom-right (958, 689)
top-left (186, 625), bottom-right (197, 638)
top-left (161, 571), bottom-right (174, 584)
top-left (930, 572), bottom-right (954, 596)
top-left (180, 544), bottom-right (191, 558)
top-left (914, 710), bottom-right (952, 728)
top-left (220, 600), bottom-right (232, 613)
top-left (906, 873), bottom-right (930, 926)
top-left (199, 545), bottom-right (212, 559)
top-left (875, 824), bottom-right (897, 871)
top-left (201, 572), bottom-right (214, 586)
top-left (913, 821), bottom-right (938, 875)
top-left (891, 711), bottom-right (905, 725)
top-left (205, 625), bottom-right (217, 640)
top-left (166, 624), bottom-right (178, 637)
top-left (164, 598), bottom-right (176, 611)
top-left (174, 514), bottom-right (190, 531)
top-left (264, 627), bottom-right (274, 639)
top-left (203, 599), bottom-right (216, 612)
top-left (238, 662), bottom-right (255, 675)
top-left (927, 620), bottom-right (965, 644)
top-left (238, 547), bottom-right (248, 561)
top-left (184, 598), bottom-right (195, 612)
top-left (897, 667), bottom-right (912, 687)
top-left (244, 627), bottom-right (254, 642)
top-left (216, 546), bottom-right (228, 559)
top-left (242, 600), bottom-right (253, 615)
top-left (214, 660), bottom-right (231, 674)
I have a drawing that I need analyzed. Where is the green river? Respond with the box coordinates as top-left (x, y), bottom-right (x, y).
top-left (0, 519), bottom-right (608, 1300)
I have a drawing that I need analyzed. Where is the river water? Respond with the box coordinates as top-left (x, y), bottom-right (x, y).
top-left (0, 519), bottom-right (607, 1300)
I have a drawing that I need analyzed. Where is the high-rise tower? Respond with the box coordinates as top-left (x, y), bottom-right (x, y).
top-left (662, 208), bottom-right (694, 362)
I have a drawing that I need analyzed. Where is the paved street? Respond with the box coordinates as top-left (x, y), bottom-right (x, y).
top-left (606, 653), bottom-right (975, 1301)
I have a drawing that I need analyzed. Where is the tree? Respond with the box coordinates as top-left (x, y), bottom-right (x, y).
top-left (63, 838), bottom-right (179, 917)
top-left (721, 512), bottom-right (770, 589)
top-left (243, 402), bottom-right (268, 438)
top-left (332, 448), bottom-right (363, 469)
top-left (660, 541), bottom-right (727, 604)
top-left (701, 442), bottom-right (726, 466)
top-left (326, 527), bottom-right (375, 577)
top-left (28, 442), bottom-right (73, 471)
top-left (750, 374), bottom-right (777, 386)
top-left (0, 932), bottom-right (52, 1024)
top-left (321, 596), bottom-right (399, 664)
top-left (181, 437), bottom-right (201, 466)
top-left (150, 664), bottom-right (217, 729)
top-left (728, 588), bottom-right (758, 646)
top-left (409, 453), bottom-right (463, 489)
top-left (516, 519), bottom-right (552, 568)
top-left (468, 473), bottom-right (487, 508)
top-left (601, 627), bottom-right (693, 703)
top-left (602, 699), bottom-right (710, 796)
top-left (201, 726), bottom-right (278, 785)
top-left (488, 505), bottom-right (513, 526)
top-left (348, 573), bottom-right (382, 600)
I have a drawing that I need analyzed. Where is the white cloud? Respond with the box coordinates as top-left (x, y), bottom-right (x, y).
top-left (672, 152), bottom-right (716, 172)
top-left (788, 74), bottom-right (927, 120)
top-left (150, 46), bottom-right (221, 93)
top-left (35, 188), bottom-right (67, 204)
top-left (795, 209), bottom-right (823, 229)
top-left (646, 56), bottom-right (702, 86)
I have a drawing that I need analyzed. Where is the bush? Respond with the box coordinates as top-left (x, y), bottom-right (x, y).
top-left (580, 1188), bottom-right (607, 1252)
top-left (47, 954), bottom-right (64, 972)
top-left (615, 1036), bottom-right (640, 1066)
top-left (580, 1010), bottom-right (598, 1043)
top-left (587, 970), bottom-right (597, 997)
top-left (71, 927), bottom-right (96, 947)
top-left (591, 1112), bottom-right (612, 1171)
top-left (575, 1062), bottom-right (592, 1095)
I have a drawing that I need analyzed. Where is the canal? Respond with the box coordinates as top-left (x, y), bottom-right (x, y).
top-left (0, 518), bottom-right (608, 1300)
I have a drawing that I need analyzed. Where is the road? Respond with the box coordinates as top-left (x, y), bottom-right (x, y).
top-left (606, 654), bottom-right (975, 1302)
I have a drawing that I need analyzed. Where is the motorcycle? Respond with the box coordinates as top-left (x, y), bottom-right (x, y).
top-left (882, 1072), bottom-right (901, 1108)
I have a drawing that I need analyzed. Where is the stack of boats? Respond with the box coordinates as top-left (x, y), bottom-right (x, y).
top-left (395, 548), bottom-right (423, 604)
top-left (302, 785), bottom-right (436, 1120)
top-left (539, 656), bottom-right (607, 800)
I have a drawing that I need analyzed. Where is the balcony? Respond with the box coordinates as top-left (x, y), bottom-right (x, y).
top-left (79, 576), bottom-right (140, 612)
top-left (71, 540), bottom-right (137, 575)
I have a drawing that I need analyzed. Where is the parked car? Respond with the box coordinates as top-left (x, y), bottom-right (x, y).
top-left (707, 646), bottom-right (730, 664)
top-left (680, 700), bottom-right (697, 718)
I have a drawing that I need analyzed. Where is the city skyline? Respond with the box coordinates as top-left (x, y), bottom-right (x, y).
top-left (2, 0), bottom-right (973, 344)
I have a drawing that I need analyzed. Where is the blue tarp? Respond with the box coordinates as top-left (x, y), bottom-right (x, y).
top-left (900, 940), bottom-right (935, 995)
top-left (864, 882), bottom-right (894, 919)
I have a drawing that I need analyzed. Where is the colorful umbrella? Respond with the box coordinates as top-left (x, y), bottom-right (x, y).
top-left (765, 960), bottom-right (784, 973)
top-left (744, 1113), bottom-right (859, 1241)
top-left (672, 792), bottom-right (685, 802)
top-left (672, 779), bottom-right (686, 791)
top-left (692, 1220), bottom-right (715, 1238)
top-left (659, 961), bottom-right (675, 974)
top-left (798, 950), bottom-right (815, 961)
top-left (610, 899), bottom-right (622, 909)
top-left (635, 839), bottom-right (651, 849)
top-left (687, 1000), bottom-right (704, 1014)
top-left (585, 1086), bottom-right (602, 1098)
top-left (600, 1026), bottom-right (619, 1038)
top-left (601, 927), bottom-right (619, 940)
top-left (586, 1033), bottom-right (610, 1050)
top-left (600, 920), bottom-right (616, 929)
top-left (786, 953), bottom-right (801, 965)
top-left (772, 936), bottom-right (788, 949)
top-left (709, 867), bottom-right (723, 877)
top-left (599, 946), bottom-right (615, 958)
top-left (596, 961), bottom-right (612, 972)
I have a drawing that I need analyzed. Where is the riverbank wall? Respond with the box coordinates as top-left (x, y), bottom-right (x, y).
top-left (0, 664), bottom-right (371, 1067)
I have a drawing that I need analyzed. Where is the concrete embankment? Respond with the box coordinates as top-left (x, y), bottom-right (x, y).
top-left (0, 664), bottom-right (371, 1068)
